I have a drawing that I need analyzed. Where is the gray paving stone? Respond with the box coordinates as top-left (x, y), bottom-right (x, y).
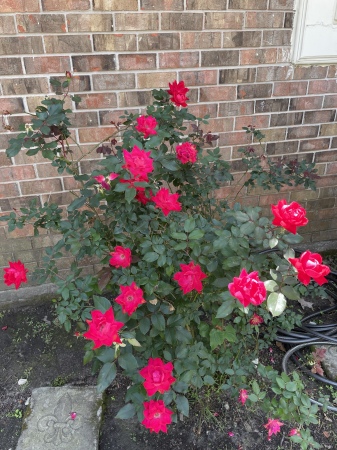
top-left (321, 344), bottom-right (337, 382)
top-left (16, 387), bottom-right (103, 450)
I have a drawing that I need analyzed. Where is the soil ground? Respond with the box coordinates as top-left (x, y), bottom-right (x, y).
top-left (1, 250), bottom-right (337, 450)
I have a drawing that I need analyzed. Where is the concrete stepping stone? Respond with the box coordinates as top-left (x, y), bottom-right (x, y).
top-left (16, 386), bottom-right (103, 450)
top-left (321, 344), bottom-right (337, 381)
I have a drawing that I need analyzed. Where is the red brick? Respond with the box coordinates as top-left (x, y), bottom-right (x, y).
top-left (200, 86), bottom-right (236, 102)
top-left (323, 94), bottom-right (337, 109)
top-left (159, 51), bottom-right (199, 69)
top-left (24, 56), bottom-right (71, 74)
top-left (42, 0), bottom-right (90, 10)
top-left (3, 0), bottom-right (40, 12)
top-left (75, 93), bottom-right (117, 110)
top-left (20, 178), bottom-right (62, 195)
top-left (181, 32), bottom-right (221, 49)
top-left (259, 193), bottom-right (290, 207)
top-left (72, 55), bottom-right (115, 72)
top-left (201, 50), bottom-right (239, 67)
top-left (0, 58), bottom-right (23, 76)
top-left (273, 81), bottom-right (308, 97)
top-left (229, 0), bottom-right (268, 8)
top-left (261, 127), bottom-right (287, 142)
top-left (67, 14), bottom-right (113, 32)
top-left (223, 31), bottom-right (261, 48)
top-left (36, 164), bottom-right (62, 178)
top-left (293, 66), bottom-right (328, 80)
top-left (270, 112), bottom-right (303, 127)
top-left (162, 13), bottom-right (203, 30)
top-left (316, 174), bottom-right (337, 188)
top-left (246, 12), bottom-right (284, 28)
top-left (92, 73), bottom-right (135, 91)
top-left (141, 0), bottom-right (183, 9)
top-left (0, 16), bottom-right (16, 34)
top-left (287, 126), bottom-right (319, 140)
top-left (179, 70), bottom-right (217, 86)
top-left (119, 54), bottom-right (156, 71)
top-left (320, 123), bottom-right (337, 137)
top-left (0, 36), bottom-right (44, 55)
top-left (308, 80), bottom-right (337, 95)
top-left (17, 14), bottom-right (65, 33)
top-left (269, 0), bottom-right (293, 9)
top-left (93, 34), bottom-right (137, 52)
top-left (303, 110), bottom-right (336, 125)
top-left (44, 35), bottom-right (92, 53)
top-left (188, 104), bottom-right (217, 118)
top-left (78, 126), bottom-right (116, 143)
top-left (237, 83), bottom-right (272, 99)
top-left (68, 111), bottom-right (99, 128)
top-left (299, 139), bottom-right (330, 153)
top-left (138, 33), bottom-right (180, 51)
top-left (289, 96), bottom-right (323, 111)
top-left (1, 77), bottom-right (50, 95)
top-left (115, 13), bottom-right (159, 31)
top-left (0, 98), bottom-right (24, 114)
top-left (118, 91), bottom-right (152, 107)
top-left (262, 30), bottom-right (292, 46)
top-left (94, 0), bottom-right (138, 10)
top-left (235, 114), bottom-right (270, 131)
top-left (137, 72), bottom-right (175, 88)
top-left (240, 48), bottom-right (277, 65)
top-left (327, 65), bottom-right (337, 78)
top-left (256, 66), bottom-right (292, 82)
top-left (186, 0), bottom-right (227, 8)
top-left (0, 165), bottom-right (35, 182)
top-left (0, 183), bottom-right (19, 198)
top-left (219, 131), bottom-right (252, 146)
top-left (219, 101), bottom-right (254, 117)
top-left (205, 12), bottom-right (244, 29)
top-left (266, 141), bottom-right (298, 155)
top-left (255, 98), bottom-right (289, 113)
top-left (204, 118), bottom-right (234, 133)
top-left (315, 151), bottom-right (337, 163)
top-left (99, 109), bottom-right (139, 125)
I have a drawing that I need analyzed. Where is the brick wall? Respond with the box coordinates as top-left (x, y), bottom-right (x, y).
top-left (0, 0), bottom-right (337, 291)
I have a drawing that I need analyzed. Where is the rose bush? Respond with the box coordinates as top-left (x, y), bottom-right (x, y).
top-left (1, 76), bottom-right (326, 446)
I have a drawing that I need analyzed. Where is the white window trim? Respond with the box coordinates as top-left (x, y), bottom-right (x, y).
top-left (291, 0), bottom-right (337, 65)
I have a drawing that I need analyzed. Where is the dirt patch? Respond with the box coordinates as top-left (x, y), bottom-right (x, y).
top-left (1, 277), bottom-right (337, 449)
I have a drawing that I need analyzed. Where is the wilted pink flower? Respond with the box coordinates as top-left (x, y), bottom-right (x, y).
top-left (249, 313), bottom-right (264, 326)
top-left (228, 431), bottom-right (234, 437)
top-left (289, 428), bottom-right (300, 436)
top-left (238, 389), bottom-right (248, 405)
top-left (70, 412), bottom-right (77, 420)
top-left (264, 418), bottom-right (284, 441)
top-left (93, 173), bottom-right (118, 190)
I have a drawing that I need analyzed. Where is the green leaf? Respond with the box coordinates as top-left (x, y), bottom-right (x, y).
top-left (184, 218), bottom-right (196, 233)
top-left (171, 232), bottom-right (187, 240)
top-left (161, 159), bottom-right (179, 171)
top-left (176, 395), bottom-right (189, 417)
top-left (264, 280), bottom-right (279, 292)
top-left (234, 211), bottom-right (250, 222)
top-left (223, 324), bottom-right (237, 343)
top-left (204, 375), bottom-right (215, 385)
top-left (173, 380), bottom-right (189, 393)
top-left (93, 295), bottom-right (111, 313)
top-left (283, 233), bottom-right (303, 244)
top-left (139, 317), bottom-right (150, 334)
top-left (210, 329), bottom-right (226, 350)
top-left (267, 292), bottom-right (287, 317)
top-left (151, 313), bottom-right (165, 331)
top-left (286, 381), bottom-right (297, 392)
top-left (125, 187), bottom-right (136, 204)
top-left (96, 347), bottom-right (115, 363)
top-left (269, 238), bottom-right (278, 248)
top-left (67, 196), bottom-right (86, 212)
top-left (240, 221), bottom-right (255, 235)
top-left (189, 229), bottom-right (204, 240)
top-left (118, 353), bottom-right (138, 372)
top-left (143, 252), bottom-right (159, 262)
top-left (281, 285), bottom-right (300, 300)
top-left (97, 362), bottom-right (117, 393)
top-left (115, 403), bottom-right (136, 419)
top-left (216, 297), bottom-right (236, 318)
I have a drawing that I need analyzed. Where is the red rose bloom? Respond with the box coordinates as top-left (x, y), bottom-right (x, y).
top-left (122, 145), bottom-right (154, 180)
top-left (228, 269), bottom-right (267, 308)
top-left (115, 282), bottom-right (146, 316)
top-left (109, 246), bottom-right (132, 268)
top-left (135, 115), bottom-right (158, 139)
top-left (249, 313), bottom-right (264, 326)
top-left (176, 142), bottom-right (198, 164)
top-left (83, 307), bottom-right (124, 349)
top-left (139, 358), bottom-right (176, 396)
top-left (142, 400), bottom-right (173, 433)
top-left (271, 199), bottom-right (308, 234)
top-left (3, 260), bottom-right (28, 290)
top-left (238, 389), bottom-right (248, 405)
top-left (151, 188), bottom-right (182, 216)
top-left (167, 80), bottom-right (189, 107)
top-left (135, 187), bottom-right (153, 205)
top-left (173, 261), bottom-right (207, 294)
top-left (264, 418), bottom-right (284, 441)
top-left (288, 250), bottom-right (330, 286)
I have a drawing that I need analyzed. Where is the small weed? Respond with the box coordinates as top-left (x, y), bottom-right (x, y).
top-left (6, 409), bottom-right (23, 419)
top-left (51, 375), bottom-right (69, 387)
